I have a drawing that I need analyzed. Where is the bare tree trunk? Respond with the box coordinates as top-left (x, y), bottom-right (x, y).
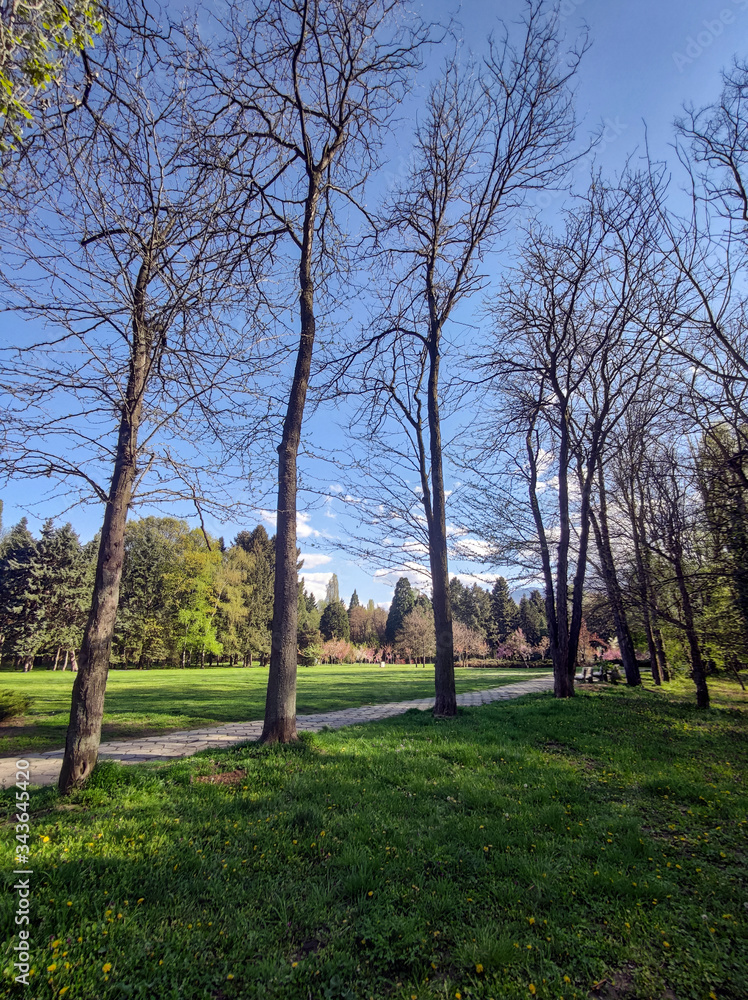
top-left (427, 321), bottom-right (456, 717)
top-left (262, 184), bottom-right (319, 744)
top-left (52, 646), bottom-right (61, 671)
top-left (70, 649), bottom-right (78, 672)
top-left (58, 260), bottom-right (152, 794)
top-left (590, 469), bottom-right (641, 686)
top-left (672, 539), bottom-right (710, 709)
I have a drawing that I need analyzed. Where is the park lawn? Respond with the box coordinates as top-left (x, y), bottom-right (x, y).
top-left (0, 664), bottom-right (552, 757)
top-left (1, 683), bottom-right (745, 1000)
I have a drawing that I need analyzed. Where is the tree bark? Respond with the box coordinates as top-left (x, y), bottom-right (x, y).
top-left (590, 470), bottom-right (641, 686)
top-left (58, 260), bottom-right (153, 794)
top-left (426, 319), bottom-right (456, 717)
top-left (261, 181), bottom-right (320, 744)
top-left (671, 537), bottom-right (710, 709)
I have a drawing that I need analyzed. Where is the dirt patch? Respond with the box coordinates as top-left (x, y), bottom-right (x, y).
top-left (588, 965), bottom-right (679, 1000)
top-left (192, 769), bottom-right (247, 785)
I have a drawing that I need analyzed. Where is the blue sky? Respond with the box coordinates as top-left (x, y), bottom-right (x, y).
top-left (1, 0), bottom-right (745, 606)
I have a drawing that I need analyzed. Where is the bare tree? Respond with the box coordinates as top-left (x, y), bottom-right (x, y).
top-left (188, 0), bottom-right (432, 743)
top-left (467, 179), bottom-right (667, 697)
top-left (0, 6), bottom-right (272, 791)
top-left (331, 0), bottom-right (586, 715)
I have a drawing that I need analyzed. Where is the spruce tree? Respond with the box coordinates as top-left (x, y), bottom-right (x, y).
top-left (320, 600), bottom-right (350, 640)
top-left (386, 577), bottom-right (415, 643)
top-left (348, 589), bottom-right (360, 611)
top-left (490, 577), bottom-right (519, 644)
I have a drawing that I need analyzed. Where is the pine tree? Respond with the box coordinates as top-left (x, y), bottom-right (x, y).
top-left (490, 577), bottom-right (519, 645)
top-left (348, 589), bottom-right (360, 611)
top-left (0, 519), bottom-right (40, 668)
top-left (386, 577), bottom-right (415, 643)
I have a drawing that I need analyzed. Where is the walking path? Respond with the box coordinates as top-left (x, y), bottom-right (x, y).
top-left (0, 675), bottom-right (553, 789)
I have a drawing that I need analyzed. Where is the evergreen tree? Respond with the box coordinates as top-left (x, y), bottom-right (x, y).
top-left (0, 518), bottom-right (40, 667)
top-left (325, 573), bottom-right (340, 604)
top-left (386, 576), bottom-right (415, 643)
top-left (348, 589), bottom-right (360, 611)
top-left (320, 599), bottom-right (350, 640)
top-left (36, 522), bottom-right (91, 660)
top-left (448, 577), bottom-right (467, 625)
top-left (490, 577), bottom-right (519, 644)
top-left (519, 594), bottom-right (547, 647)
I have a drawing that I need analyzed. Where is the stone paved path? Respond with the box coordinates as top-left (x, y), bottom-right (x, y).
top-left (0, 675), bottom-right (553, 789)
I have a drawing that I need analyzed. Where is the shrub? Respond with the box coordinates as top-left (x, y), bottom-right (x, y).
top-left (457, 659), bottom-right (553, 670)
top-left (0, 689), bottom-right (34, 721)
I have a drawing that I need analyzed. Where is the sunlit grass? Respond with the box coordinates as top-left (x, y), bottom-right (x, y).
top-left (0, 664), bottom-right (551, 756)
top-left (1, 683), bottom-right (745, 999)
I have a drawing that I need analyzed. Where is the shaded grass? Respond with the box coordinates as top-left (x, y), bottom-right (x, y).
top-left (0, 664), bottom-right (550, 756)
top-left (1, 683), bottom-right (746, 1000)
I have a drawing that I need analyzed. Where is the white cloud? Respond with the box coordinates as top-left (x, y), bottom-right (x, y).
top-left (299, 552), bottom-right (332, 569)
top-left (303, 572), bottom-right (334, 601)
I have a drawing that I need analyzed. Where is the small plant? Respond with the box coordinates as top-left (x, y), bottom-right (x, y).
top-left (0, 688), bottom-right (33, 721)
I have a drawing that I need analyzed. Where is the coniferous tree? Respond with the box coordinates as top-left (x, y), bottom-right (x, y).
top-left (386, 577), bottom-right (415, 643)
top-left (319, 600), bottom-right (350, 640)
top-left (325, 574), bottom-right (340, 605)
top-left (490, 577), bottom-right (519, 645)
top-left (348, 589), bottom-right (360, 612)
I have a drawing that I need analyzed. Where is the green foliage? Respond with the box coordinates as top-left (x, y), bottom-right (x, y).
top-left (386, 576), bottom-right (415, 643)
top-left (490, 576), bottom-right (519, 644)
top-left (0, 0), bottom-right (102, 151)
top-left (519, 592), bottom-right (548, 647)
top-left (0, 518), bottom-right (93, 664)
top-left (4, 685), bottom-right (745, 1000)
top-left (320, 599), bottom-right (350, 640)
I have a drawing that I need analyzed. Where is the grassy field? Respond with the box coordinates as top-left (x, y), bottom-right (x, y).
top-left (0, 664), bottom-right (552, 756)
top-left (0, 679), bottom-right (745, 1000)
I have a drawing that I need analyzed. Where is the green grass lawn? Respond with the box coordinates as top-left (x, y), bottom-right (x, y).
top-left (0, 664), bottom-right (552, 757)
top-left (1, 680), bottom-right (745, 1000)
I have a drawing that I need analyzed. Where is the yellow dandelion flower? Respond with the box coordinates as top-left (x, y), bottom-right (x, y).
top-left (529, 986), bottom-right (536, 996)
top-left (476, 963), bottom-right (484, 973)
top-left (227, 973), bottom-right (235, 980)
top-left (528, 917), bottom-right (535, 925)
top-left (51, 940), bottom-right (61, 949)
top-left (47, 964), bottom-right (57, 972)
top-left (292, 962), bottom-right (298, 968)
top-left (368, 891), bottom-right (373, 896)
top-left (59, 988), bottom-right (69, 995)
top-left (102, 963), bottom-right (112, 973)
top-left (455, 994), bottom-right (462, 1000)
top-left (42, 836), bottom-right (50, 842)
top-left (564, 976), bottom-right (571, 983)
top-left (66, 901), bottom-right (72, 907)
top-left (137, 898), bottom-right (144, 904)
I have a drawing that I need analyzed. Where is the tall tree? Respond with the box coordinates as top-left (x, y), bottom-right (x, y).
top-left (490, 577), bottom-right (519, 646)
top-left (0, 5), bottom-right (269, 791)
top-left (325, 574), bottom-right (340, 606)
top-left (192, 0), bottom-right (430, 743)
top-left (469, 177), bottom-right (667, 697)
top-left (386, 576), bottom-right (415, 643)
top-left (334, 2), bottom-right (586, 714)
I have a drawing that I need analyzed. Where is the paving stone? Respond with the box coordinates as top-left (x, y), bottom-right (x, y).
top-left (0, 676), bottom-right (553, 788)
